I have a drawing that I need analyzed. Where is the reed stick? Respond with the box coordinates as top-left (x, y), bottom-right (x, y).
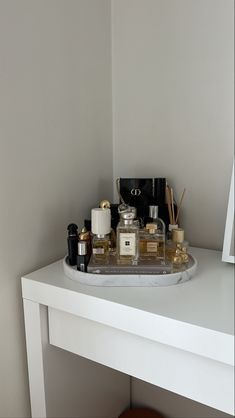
top-left (175, 188), bottom-right (186, 224)
top-left (171, 187), bottom-right (175, 225)
top-left (166, 185), bottom-right (173, 225)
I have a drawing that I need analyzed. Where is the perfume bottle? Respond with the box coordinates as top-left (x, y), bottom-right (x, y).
top-left (109, 229), bottom-right (116, 253)
top-left (99, 199), bottom-right (116, 252)
top-left (116, 206), bottom-right (138, 264)
top-left (77, 241), bottom-right (90, 272)
top-left (145, 205), bottom-right (163, 228)
top-left (67, 223), bottom-right (78, 266)
top-left (149, 205), bottom-right (159, 223)
top-left (166, 228), bottom-right (189, 265)
top-left (91, 208), bottom-right (111, 264)
top-left (79, 226), bottom-right (92, 257)
top-left (139, 223), bottom-right (165, 260)
top-left (172, 228), bottom-right (189, 250)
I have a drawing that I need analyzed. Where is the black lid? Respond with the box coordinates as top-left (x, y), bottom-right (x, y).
top-left (67, 223), bottom-right (78, 234)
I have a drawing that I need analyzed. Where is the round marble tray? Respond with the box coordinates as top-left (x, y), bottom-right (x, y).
top-left (63, 255), bottom-right (197, 287)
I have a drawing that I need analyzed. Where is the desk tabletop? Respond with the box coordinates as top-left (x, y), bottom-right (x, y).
top-left (21, 247), bottom-right (234, 416)
top-left (22, 247), bottom-right (234, 336)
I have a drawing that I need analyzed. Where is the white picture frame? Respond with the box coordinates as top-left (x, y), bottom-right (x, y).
top-left (222, 162), bottom-right (234, 263)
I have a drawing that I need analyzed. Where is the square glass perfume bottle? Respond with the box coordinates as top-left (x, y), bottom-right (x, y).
top-left (139, 222), bottom-right (165, 260)
top-left (116, 206), bottom-right (138, 264)
top-left (166, 228), bottom-right (189, 265)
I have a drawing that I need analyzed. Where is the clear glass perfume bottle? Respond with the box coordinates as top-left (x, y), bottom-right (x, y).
top-left (91, 208), bottom-right (111, 264)
top-left (92, 234), bottom-right (110, 263)
top-left (108, 229), bottom-right (116, 253)
top-left (146, 206), bottom-right (165, 235)
top-left (117, 206), bottom-right (138, 264)
top-left (79, 227), bottom-right (92, 257)
top-left (139, 222), bottom-right (165, 260)
top-left (166, 228), bottom-right (189, 265)
top-left (99, 200), bottom-right (116, 253)
top-left (145, 205), bottom-right (162, 226)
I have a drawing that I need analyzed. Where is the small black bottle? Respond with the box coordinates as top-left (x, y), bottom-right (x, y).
top-left (67, 223), bottom-right (78, 266)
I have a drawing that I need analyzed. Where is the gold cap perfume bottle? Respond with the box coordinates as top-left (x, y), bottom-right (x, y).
top-left (139, 221), bottom-right (165, 261)
top-left (166, 228), bottom-right (189, 265)
top-left (79, 227), bottom-right (92, 257)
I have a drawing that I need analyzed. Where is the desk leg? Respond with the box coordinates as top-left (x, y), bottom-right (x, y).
top-left (23, 299), bottom-right (47, 418)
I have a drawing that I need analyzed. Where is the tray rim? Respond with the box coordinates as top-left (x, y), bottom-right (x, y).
top-left (63, 255), bottom-right (198, 287)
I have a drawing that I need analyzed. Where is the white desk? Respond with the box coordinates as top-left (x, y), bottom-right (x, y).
top-left (21, 247), bottom-right (234, 417)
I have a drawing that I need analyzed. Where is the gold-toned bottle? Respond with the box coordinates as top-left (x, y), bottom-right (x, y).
top-left (92, 235), bottom-right (110, 263)
top-left (79, 227), bottom-right (92, 257)
top-left (91, 208), bottom-right (111, 264)
top-left (99, 199), bottom-right (116, 253)
top-left (139, 223), bottom-right (165, 260)
top-left (166, 228), bottom-right (189, 266)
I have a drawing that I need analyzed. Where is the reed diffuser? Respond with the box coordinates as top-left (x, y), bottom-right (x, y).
top-left (166, 185), bottom-right (186, 238)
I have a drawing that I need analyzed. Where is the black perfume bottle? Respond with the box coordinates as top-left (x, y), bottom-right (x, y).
top-left (67, 223), bottom-right (78, 266)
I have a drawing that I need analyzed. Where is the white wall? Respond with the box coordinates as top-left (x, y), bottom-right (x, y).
top-left (112, 0), bottom-right (234, 250)
top-left (0, 1), bottom-right (234, 417)
top-left (112, 1), bottom-right (234, 416)
top-left (132, 379), bottom-right (231, 418)
top-left (0, 1), bottom-right (115, 416)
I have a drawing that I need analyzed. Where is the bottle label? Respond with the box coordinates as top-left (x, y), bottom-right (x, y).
top-left (147, 242), bottom-right (158, 252)
top-left (93, 248), bottom-right (105, 254)
top-left (120, 233), bottom-right (136, 256)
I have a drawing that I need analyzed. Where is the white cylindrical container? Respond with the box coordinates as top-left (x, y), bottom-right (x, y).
top-left (91, 208), bottom-right (111, 236)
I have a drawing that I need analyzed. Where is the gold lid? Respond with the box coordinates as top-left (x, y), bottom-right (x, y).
top-left (146, 223), bottom-right (157, 234)
top-left (99, 199), bottom-right (111, 209)
top-left (172, 228), bottom-right (184, 244)
top-left (79, 227), bottom-right (90, 240)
